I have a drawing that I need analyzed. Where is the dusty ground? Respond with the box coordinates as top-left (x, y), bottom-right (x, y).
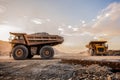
top-left (0, 40), bottom-right (11, 56)
top-left (0, 40), bottom-right (120, 80)
top-left (0, 54), bottom-right (120, 80)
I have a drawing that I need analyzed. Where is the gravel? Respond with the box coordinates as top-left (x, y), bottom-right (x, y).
top-left (37, 64), bottom-right (120, 80)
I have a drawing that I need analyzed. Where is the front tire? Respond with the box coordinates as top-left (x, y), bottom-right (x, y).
top-left (39, 46), bottom-right (54, 59)
top-left (27, 48), bottom-right (34, 59)
top-left (12, 45), bottom-right (28, 60)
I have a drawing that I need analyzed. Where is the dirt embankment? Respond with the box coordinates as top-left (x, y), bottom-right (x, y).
top-left (0, 40), bottom-right (11, 56)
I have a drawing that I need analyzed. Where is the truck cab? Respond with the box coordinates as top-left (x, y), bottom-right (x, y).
top-left (9, 32), bottom-right (27, 46)
top-left (86, 41), bottom-right (108, 56)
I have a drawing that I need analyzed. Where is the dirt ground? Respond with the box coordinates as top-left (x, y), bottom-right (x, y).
top-left (0, 54), bottom-right (120, 80)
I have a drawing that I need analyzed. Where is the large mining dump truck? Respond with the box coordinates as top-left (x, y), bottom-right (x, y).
top-left (9, 32), bottom-right (64, 60)
top-left (86, 41), bottom-right (108, 56)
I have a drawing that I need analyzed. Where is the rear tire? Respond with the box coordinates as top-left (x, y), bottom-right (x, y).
top-left (40, 46), bottom-right (54, 59)
top-left (12, 45), bottom-right (28, 60)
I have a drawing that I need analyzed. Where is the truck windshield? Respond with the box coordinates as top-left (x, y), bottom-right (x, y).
top-left (9, 35), bottom-right (15, 41)
top-left (9, 35), bottom-right (24, 41)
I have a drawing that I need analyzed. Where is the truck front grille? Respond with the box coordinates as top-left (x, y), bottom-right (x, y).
top-left (98, 48), bottom-right (104, 52)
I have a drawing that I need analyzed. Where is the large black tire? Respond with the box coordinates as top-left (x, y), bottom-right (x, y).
top-left (27, 48), bottom-right (34, 59)
top-left (39, 46), bottom-right (54, 59)
top-left (12, 45), bottom-right (28, 60)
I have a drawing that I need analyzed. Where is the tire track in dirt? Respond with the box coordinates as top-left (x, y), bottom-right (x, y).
top-left (0, 62), bottom-right (22, 69)
top-left (0, 62), bottom-right (40, 80)
top-left (0, 59), bottom-right (60, 80)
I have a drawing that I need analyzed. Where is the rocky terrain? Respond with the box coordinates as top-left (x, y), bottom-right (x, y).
top-left (0, 56), bottom-right (120, 80)
top-left (0, 40), bottom-right (120, 80)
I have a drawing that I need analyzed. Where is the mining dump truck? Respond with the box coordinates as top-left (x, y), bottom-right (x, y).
top-left (9, 32), bottom-right (64, 60)
top-left (86, 41), bottom-right (108, 56)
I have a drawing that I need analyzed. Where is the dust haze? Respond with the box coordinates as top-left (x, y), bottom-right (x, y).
top-left (0, 1), bottom-right (120, 52)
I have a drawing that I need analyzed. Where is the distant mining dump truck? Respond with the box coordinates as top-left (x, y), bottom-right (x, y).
top-left (9, 32), bottom-right (64, 60)
top-left (86, 41), bottom-right (108, 56)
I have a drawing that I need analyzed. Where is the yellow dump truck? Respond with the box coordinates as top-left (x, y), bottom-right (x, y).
top-left (86, 41), bottom-right (108, 56)
top-left (9, 32), bottom-right (64, 60)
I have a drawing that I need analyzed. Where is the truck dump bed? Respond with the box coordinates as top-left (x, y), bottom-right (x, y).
top-left (27, 33), bottom-right (64, 45)
top-left (10, 32), bottom-right (64, 46)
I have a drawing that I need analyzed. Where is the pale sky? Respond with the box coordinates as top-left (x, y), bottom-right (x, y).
top-left (0, 0), bottom-right (120, 52)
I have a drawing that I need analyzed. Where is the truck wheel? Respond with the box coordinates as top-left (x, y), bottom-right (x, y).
top-left (12, 45), bottom-right (28, 60)
top-left (27, 48), bottom-right (34, 59)
top-left (40, 46), bottom-right (54, 59)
